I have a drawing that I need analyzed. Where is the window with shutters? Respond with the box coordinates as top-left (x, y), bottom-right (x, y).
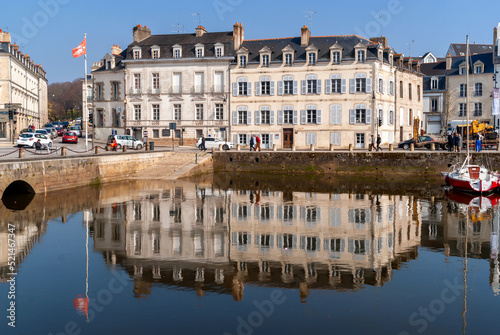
top-left (307, 108), bottom-right (317, 124)
top-left (331, 78), bottom-right (342, 93)
top-left (238, 82), bottom-right (248, 95)
top-left (389, 79), bottom-right (394, 95)
top-left (330, 105), bottom-right (341, 125)
top-left (306, 133), bottom-right (317, 145)
top-left (260, 78), bottom-right (271, 95)
top-left (356, 78), bottom-right (366, 92)
top-left (283, 206), bottom-right (294, 223)
top-left (307, 79), bottom-right (317, 94)
top-left (283, 109), bottom-right (293, 124)
top-left (304, 236), bottom-right (319, 251)
top-left (261, 108), bottom-right (271, 124)
top-left (356, 109), bottom-right (366, 123)
top-left (400, 81), bottom-right (404, 98)
top-left (378, 78), bottom-right (383, 93)
top-left (238, 110), bottom-right (248, 124)
top-left (417, 85), bottom-right (421, 101)
top-left (431, 99), bottom-right (438, 112)
top-left (330, 132), bottom-right (341, 146)
top-left (408, 83), bottom-right (412, 100)
top-left (284, 79), bottom-right (293, 95)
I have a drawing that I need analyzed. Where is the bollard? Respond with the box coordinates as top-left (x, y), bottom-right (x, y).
top-left (389, 144), bottom-right (393, 152)
top-left (145, 142), bottom-right (149, 151)
top-left (236, 144), bottom-right (241, 152)
top-left (410, 143), bottom-right (414, 151)
top-left (430, 142), bottom-right (435, 151)
top-left (219, 144), bottom-right (223, 152)
top-left (292, 144), bottom-right (296, 152)
top-left (61, 147), bottom-right (67, 157)
top-left (349, 143), bottom-right (353, 152)
top-left (123, 146), bottom-right (128, 153)
top-left (94, 146), bottom-right (100, 155)
top-left (330, 144), bottom-right (335, 152)
top-left (212, 147), bottom-right (215, 154)
top-left (19, 148), bottom-right (24, 158)
top-left (310, 144), bottom-right (315, 152)
top-left (273, 144), bottom-right (277, 152)
top-left (195, 153), bottom-right (198, 164)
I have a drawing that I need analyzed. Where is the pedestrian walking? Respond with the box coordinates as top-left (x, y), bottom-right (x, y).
top-left (249, 135), bottom-right (255, 151)
top-left (369, 135), bottom-right (375, 151)
top-left (255, 135), bottom-right (261, 151)
top-left (376, 134), bottom-right (382, 151)
top-left (199, 134), bottom-right (207, 151)
top-left (447, 132), bottom-right (455, 152)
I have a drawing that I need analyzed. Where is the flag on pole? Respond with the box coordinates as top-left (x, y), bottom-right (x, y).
top-left (72, 38), bottom-right (86, 58)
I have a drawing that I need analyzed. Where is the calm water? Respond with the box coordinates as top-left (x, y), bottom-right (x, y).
top-left (1, 175), bottom-right (500, 335)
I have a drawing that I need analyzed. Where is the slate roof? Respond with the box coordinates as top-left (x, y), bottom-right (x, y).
top-left (124, 31), bottom-right (235, 60)
top-left (447, 43), bottom-right (493, 56)
top-left (237, 35), bottom-right (380, 63)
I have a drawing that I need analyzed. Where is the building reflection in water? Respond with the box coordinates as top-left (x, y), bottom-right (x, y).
top-left (91, 181), bottom-right (424, 302)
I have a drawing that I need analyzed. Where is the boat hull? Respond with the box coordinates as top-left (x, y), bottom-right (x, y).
top-left (445, 173), bottom-right (499, 193)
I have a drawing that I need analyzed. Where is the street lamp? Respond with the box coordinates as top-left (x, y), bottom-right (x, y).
top-left (123, 98), bottom-right (127, 134)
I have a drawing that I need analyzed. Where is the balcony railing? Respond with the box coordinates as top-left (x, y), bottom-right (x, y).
top-left (126, 120), bottom-right (228, 127)
top-left (129, 88), bottom-right (142, 95)
top-left (211, 85), bottom-right (224, 94)
top-left (169, 87), bottom-right (182, 94)
top-left (191, 86), bottom-right (206, 94)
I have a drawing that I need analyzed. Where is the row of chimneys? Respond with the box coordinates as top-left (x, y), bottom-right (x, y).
top-left (0, 29), bottom-right (43, 70)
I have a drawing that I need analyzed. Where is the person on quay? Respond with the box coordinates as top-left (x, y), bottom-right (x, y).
top-left (109, 138), bottom-right (118, 151)
top-left (255, 135), bottom-right (261, 151)
top-left (369, 135), bottom-right (375, 151)
top-left (448, 132), bottom-right (455, 152)
top-left (249, 135), bottom-right (255, 151)
top-left (376, 134), bottom-right (382, 151)
top-left (454, 132), bottom-right (460, 152)
top-left (456, 133), bottom-right (462, 153)
top-left (200, 134), bottom-right (207, 151)
top-left (476, 132), bottom-right (483, 152)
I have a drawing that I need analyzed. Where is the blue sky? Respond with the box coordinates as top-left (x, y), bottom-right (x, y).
top-left (2, 0), bottom-right (499, 83)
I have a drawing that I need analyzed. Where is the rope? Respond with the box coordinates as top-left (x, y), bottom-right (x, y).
top-left (65, 147), bottom-right (95, 154)
top-left (25, 147), bottom-right (61, 156)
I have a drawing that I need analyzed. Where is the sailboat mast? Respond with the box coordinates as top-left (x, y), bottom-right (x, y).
top-left (466, 36), bottom-right (470, 159)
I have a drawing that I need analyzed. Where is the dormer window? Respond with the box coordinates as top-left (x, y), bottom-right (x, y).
top-left (195, 44), bottom-right (204, 58)
top-left (239, 55), bottom-right (247, 67)
top-left (474, 61), bottom-right (484, 74)
top-left (132, 47), bottom-right (142, 60)
top-left (151, 45), bottom-right (160, 59)
top-left (282, 45), bottom-right (295, 66)
top-left (215, 43), bottom-right (224, 57)
top-left (431, 77), bottom-right (438, 90)
top-left (285, 54), bottom-right (293, 66)
top-left (332, 51), bottom-right (340, 64)
top-left (308, 52), bottom-right (316, 65)
top-left (459, 64), bottom-right (466, 75)
top-left (357, 50), bottom-right (365, 63)
top-left (173, 44), bottom-right (182, 59)
top-left (262, 54), bottom-right (270, 67)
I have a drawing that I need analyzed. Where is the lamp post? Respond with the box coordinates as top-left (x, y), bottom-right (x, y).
top-left (123, 98), bottom-right (127, 134)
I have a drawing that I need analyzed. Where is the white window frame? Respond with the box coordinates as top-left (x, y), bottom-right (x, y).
top-left (152, 104), bottom-right (160, 121)
top-left (308, 52), bottom-right (317, 65)
top-left (262, 54), bottom-right (270, 67)
top-left (239, 55), bottom-right (247, 67)
top-left (285, 53), bottom-right (293, 66)
top-left (134, 105), bottom-right (141, 120)
top-left (152, 73), bottom-right (160, 90)
top-left (174, 104), bottom-right (181, 121)
top-left (195, 104), bottom-right (204, 120)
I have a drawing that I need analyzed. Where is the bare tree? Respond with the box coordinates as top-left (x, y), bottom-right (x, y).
top-left (48, 78), bottom-right (83, 121)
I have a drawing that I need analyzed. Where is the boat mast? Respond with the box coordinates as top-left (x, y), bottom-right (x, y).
top-left (466, 36), bottom-right (470, 161)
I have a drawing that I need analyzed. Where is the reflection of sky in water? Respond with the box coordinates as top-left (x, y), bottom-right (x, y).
top-left (1, 179), bottom-right (500, 335)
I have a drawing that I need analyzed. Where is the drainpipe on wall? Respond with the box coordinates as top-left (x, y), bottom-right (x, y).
top-left (394, 68), bottom-right (398, 142)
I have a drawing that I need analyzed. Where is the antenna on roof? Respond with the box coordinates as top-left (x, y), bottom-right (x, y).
top-left (171, 23), bottom-right (185, 34)
top-left (407, 39), bottom-right (415, 57)
top-left (304, 11), bottom-right (316, 29)
top-left (192, 12), bottom-right (203, 26)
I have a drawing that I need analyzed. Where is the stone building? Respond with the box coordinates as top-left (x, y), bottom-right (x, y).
top-left (92, 25), bottom-right (235, 144)
top-left (0, 29), bottom-right (48, 139)
top-left (230, 24), bottom-right (423, 150)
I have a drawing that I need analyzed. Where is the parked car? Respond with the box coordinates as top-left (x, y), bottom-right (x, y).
top-left (16, 133), bottom-right (53, 148)
top-left (62, 131), bottom-right (78, 144)
top-left (45, 127), bottom-right (58, 139)
top-left (55, 127), bottom-right (64, 136)
top-left (106, 135), bottom-right (144, 150)
top-left (195, 137), bottom-right (234, 150)
top-left (68, 125), bottom-right (82, 137)
top-left (398, 135), bottom-right (447, 150)
top-left (35, 129), bottom-right (51, 137)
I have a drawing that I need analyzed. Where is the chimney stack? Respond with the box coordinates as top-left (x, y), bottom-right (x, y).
top-left (233, 22), bottom-right (244, 51)
top-left (301, 26), bottom-right (310, 47)
top-left (0, 29), bottom-right (11, 44)
top-left (196, 25), bottom-right (207, 37)
top-left (133, 25), bottom-right (151, 43)
top-left (370, 36), bottom-right (388, 49)
top-left (111, 44), bottom-right (123, 55)
top-left (446, 53), bottom-right (452, 70)
top-left (495, 23), bottom-right (500, 58)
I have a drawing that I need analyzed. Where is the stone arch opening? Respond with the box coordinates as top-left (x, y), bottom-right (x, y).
top-left (2, 181), bottom-right (36, 211)
top-left (2, 180), bottom-right (36, 197)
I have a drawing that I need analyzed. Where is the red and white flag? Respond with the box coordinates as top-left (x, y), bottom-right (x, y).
top-left (72, 38), bottom-right (86, 58)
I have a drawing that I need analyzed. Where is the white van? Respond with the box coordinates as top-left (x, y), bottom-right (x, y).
top-left (107, 135), bottom-right (144, 149)
top-left (447, 120), bottom-right (470, 134)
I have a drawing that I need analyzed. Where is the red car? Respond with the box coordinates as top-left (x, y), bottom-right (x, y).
top-left (55, 127), bottom-right (64, 136)
top-left (62, 131), bottom-right (78, 143)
